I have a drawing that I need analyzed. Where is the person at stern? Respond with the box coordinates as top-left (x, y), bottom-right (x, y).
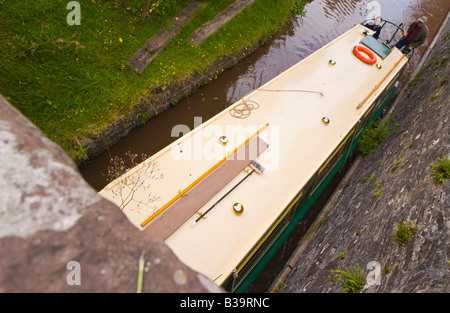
top-left (393, 16), bottom-right (429, 54)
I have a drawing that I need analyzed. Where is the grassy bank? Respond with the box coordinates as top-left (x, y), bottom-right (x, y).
top-left (0, 0), bottom-right (306, 160)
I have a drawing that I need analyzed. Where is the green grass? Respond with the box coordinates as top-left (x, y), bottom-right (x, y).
top-left (0, 0), bottom-right (306, 160)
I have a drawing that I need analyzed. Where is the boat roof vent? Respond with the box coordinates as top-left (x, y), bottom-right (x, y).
top-left (361, 35), bottom-right (392, 60)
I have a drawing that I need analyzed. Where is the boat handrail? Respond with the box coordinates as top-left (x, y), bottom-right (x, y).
top-left (361, 18), bottom-right (415, 59)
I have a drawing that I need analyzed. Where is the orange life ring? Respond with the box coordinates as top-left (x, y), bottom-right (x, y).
top-left (353, 45), bottom-right (377, 65)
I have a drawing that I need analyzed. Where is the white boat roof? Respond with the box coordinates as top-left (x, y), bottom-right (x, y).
top-left (99, 24), bottom-right (408, 285)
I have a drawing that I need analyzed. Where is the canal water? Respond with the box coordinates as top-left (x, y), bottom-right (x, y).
top-left (79, 0), bottom-right (450, 292)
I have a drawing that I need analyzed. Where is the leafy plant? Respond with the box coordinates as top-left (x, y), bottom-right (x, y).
top-left (358, 119), bottom-right (393, 155)
top-left (394, 221), bottom-right (419, 247)
top-left (273, 282), bottom-right (286, 293)
top-left (76, 145), bottom-right (87, 161)
top-left (430, 157), bottom-right (450, 184)
top-left (292, 0), bottom-right (307, 16)
top-left (373, 181), bottom-right (382, 198)
top-left (382, 265), bottom-right (392, 277)
top-left (391, 157), bottom-right (402, 171)
top-left (329, 265), bottom-right (365, 293)
top-left (373, 188), bottom-right (382, 198)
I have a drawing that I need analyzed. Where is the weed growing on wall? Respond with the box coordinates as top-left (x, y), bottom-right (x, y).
top-left (430, 157), bottom-right (450, 184)
top-left (358, 119), bottom-right (393, 155)
top-left (329, 265), bottom-right (365, 293)
top-left (394, 221), bottom-right (419, 247)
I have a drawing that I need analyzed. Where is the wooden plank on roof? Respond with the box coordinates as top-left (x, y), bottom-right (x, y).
top-left (143, 136), bottom-right (268, 240)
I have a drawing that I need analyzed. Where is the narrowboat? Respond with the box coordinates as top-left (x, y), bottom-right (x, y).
top-left (99, 22), bottom-right (409, 292)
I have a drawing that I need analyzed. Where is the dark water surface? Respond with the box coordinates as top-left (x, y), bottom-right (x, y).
top-left (79, 0), bottom-right (450, 292)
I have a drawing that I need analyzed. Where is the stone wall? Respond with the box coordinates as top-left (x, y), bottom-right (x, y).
top-left (0, 95), bottom-right (222, 293)
top-left (282, 19), bottom-right (449, 293)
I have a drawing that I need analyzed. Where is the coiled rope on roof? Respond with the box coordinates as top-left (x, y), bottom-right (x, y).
top-left (229, 88), bottom-right (324, 119)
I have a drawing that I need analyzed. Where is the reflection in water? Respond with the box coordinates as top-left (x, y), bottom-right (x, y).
top-left (322, 0), bottom-right (360, 21)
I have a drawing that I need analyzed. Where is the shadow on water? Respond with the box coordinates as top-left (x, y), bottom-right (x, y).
top-left (79, 0), bottom-right (450, 292)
